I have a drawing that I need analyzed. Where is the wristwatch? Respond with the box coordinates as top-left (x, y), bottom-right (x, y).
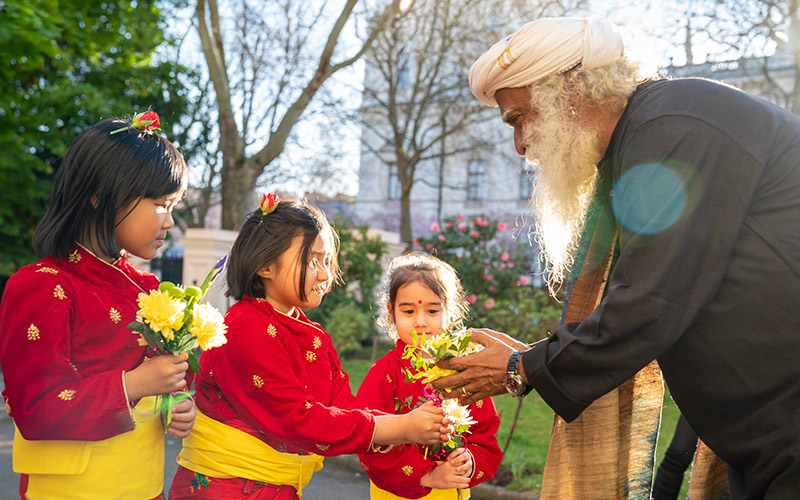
top-left (503, 350), bottom-right (532, 398)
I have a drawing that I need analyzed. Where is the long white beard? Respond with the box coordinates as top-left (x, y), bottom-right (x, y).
top-left (525, 104), bottom-right (603, 292)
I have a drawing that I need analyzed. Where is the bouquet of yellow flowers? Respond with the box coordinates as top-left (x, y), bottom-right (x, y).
top-left (403, 328), bottom-right (484, 385)
top-left (402, 329), bottom-right (483, 462)
top-left (128, 255), bottom-right (228, 428)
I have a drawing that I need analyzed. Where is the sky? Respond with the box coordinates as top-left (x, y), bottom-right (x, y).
top-left (164, 0), bottom-right (785, 200)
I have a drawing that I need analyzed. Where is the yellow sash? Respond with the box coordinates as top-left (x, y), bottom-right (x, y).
top-left (177, 410), bottom-right (323, 497)
top-left (369, 481), bottom-right (470, 499)
top-left (14, 396), bottom-right (164, 500)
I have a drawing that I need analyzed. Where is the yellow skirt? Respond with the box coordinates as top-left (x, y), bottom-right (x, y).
top-left (370, 480), bottom-right (470, 499)
top-left (14, 396), bottom-right (164, 500)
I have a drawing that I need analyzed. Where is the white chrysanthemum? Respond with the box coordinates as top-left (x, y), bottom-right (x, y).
top-left (442, 399), bottom-right (477, 431)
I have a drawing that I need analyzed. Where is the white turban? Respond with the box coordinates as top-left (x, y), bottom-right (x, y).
top-left (469, 17), bottom-right (624, 107)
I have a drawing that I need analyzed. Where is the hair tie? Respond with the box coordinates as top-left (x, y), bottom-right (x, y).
top-left (110, 110), bottom-right (161, 135)
top-left (259, 192), bottom-right (279, 215)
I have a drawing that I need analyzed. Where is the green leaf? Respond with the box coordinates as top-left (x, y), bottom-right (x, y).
top-left (187, 351), bottom-right (201, 374)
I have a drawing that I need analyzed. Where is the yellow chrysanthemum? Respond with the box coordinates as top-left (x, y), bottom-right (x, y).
top-left (420, 365), bottom-right (458, 384)
top-left (189, 303), bottom-right (228, 350)
top-left (137, 290), bottom-right (185, 340)
top-left (427, 335), bottom-right (448, 350)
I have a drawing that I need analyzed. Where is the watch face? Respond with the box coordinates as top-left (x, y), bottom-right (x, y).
top-left (504, 374), bottom-right (523, 396)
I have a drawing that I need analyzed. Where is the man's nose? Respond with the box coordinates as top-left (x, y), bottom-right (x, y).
top-left (514, 128), bottom-right (527, 156)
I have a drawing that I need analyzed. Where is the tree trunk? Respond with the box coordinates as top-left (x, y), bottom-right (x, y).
top-left (399, 186), bottom-right (413, 249)
top-left (220, 157), bottom-right (257, 230)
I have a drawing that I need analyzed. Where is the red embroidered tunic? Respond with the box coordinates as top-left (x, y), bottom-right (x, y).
top-left (354, 341), bottom-right (503, 498)
top-left (192, 297), bottom-right (378, 455)
top-left (0, 245), bottom-right (157, 441)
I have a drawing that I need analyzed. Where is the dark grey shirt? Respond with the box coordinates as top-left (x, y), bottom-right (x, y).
top-left (522, 78), bottom-right (800, 499)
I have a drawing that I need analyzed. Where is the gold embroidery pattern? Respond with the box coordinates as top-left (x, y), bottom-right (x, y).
top-left (313, 336), bottom-right (322, 349)
top-left (53, 285), bottom-right (66, 300)
top-left (109, 308), bottom-right (121, 324)
top-left (305, 401), bottom-right (312, 409)
top-left (306, 351), bottom-right (316, 362)
top-left (36, 267), bottom-right (59, 274)
top-left (360, 462), bottom-right (369, 472)
top-left (58, 389), bottom-right (76, 401)
top-left (256, 298), bottom-right (267, 303)
top-left (68, 249), bottom-right (82, 263)
top-left (267, 324), bottom-right (277, 337)
top-left (70, 363), bottom-right (78, 372)
top-left (386, 374), bottom-right (393, 384)
top-left (315, 444), bottom-right (330, 451)
top-left (476, 400), bottom-right (484, 409)
top-left (402, 465), bottom-right (413, 476)
top-left (476, 471), bottom-right (484, 480)
top-left (253, 375), bottom-right (264, 388)
top-left (27, 324), bottom-right (40, 340)
top-left (340, 372), bottom-right (346, 378)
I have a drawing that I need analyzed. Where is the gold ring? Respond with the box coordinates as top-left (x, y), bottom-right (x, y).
top-left (461, 387), bottom-right (468, 396)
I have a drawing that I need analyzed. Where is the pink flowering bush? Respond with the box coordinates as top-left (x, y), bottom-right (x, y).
top-left (415, 214), bottom-right (560, 342)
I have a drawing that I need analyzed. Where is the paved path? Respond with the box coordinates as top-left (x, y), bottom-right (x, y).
top-left (0, 413), bottom-right (533, 500)
top-left (0, 415), bottom-right (370, 500)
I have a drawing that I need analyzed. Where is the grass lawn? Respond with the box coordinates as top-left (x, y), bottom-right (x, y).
top-left (342, 347), bottom-right (690, 496)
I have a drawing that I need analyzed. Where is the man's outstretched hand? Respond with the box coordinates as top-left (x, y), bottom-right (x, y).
top-left (431, 328), bottom-right (529, 405)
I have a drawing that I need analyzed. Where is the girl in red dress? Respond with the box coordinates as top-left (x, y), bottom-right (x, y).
top-left (355, 252), bottom-right (503, 499)
top-left (170, 196), bottom-right (451, 500)
top-left (0, 114), bottom-right (195, 500)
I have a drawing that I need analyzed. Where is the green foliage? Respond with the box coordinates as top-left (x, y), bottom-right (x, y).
top-left (306, 217), bottom-right (388, 356)
top-left (414, 214), bottom-right (561, 342)
top-left (0, 0), bottom-right (196, 275)
top-left (323, 302), bottom-right (374, 356)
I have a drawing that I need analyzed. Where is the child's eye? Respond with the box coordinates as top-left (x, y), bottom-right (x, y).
top-left (427, 309), bottom-right (441, 315)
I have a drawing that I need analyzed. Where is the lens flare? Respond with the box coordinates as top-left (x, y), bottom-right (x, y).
top-left (611, 163), bottom-right (688, 235)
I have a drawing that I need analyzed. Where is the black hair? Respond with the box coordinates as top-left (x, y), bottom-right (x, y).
top-left (226, 197), bottom-right (340, 301)
top-left (32, 118), bottom-right (187, 260)
top-left (377, 252), bottom-right (469, 340)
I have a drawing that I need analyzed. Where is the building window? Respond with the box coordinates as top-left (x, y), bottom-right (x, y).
top-left (388, 164), bottom-right (401, 200)
top-left (520, 160), bottom-right (535, 199)
top-left (467, 160), bottom-right (486, 200)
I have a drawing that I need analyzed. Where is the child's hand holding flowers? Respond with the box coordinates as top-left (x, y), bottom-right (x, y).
top-left (402, 329), bottom-right (483, 462)
top-left (128, 256), bottom-right (228, 430)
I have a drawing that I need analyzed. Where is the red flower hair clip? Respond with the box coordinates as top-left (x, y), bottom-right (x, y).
top-left (259, 192), bottom-right (279, 215)
top-left (110, 111), bottom-right (161, 135)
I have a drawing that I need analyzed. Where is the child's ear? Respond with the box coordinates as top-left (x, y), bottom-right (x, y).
top-left (257, 265), bottom-right (274, 280)
top-left (386, 302), bottom-right (395, 323)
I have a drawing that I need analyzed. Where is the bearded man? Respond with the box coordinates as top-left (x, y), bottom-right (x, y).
top-left (432, 17), bottom-right (800, 500)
